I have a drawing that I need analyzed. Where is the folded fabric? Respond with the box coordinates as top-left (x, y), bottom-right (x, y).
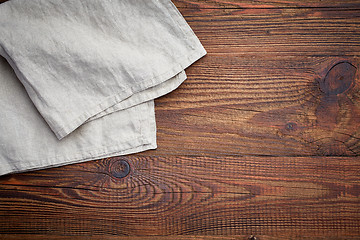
top-left (0, 0), bottom-right (206, 176)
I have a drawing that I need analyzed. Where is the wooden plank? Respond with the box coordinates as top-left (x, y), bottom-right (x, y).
top-left (173, 0), bottom-right (360, 9)
top-left (1, 156), bottom-right (359, 236)
top-left (182, 8), bottom-right (360, 56)
top-left (129, 7), bottom-right (360, 157)
top-left (144, 54), bottom-right (360, 156)
top-left (0, 235), bottom-right (359, 240)
top-left (0, 236), bottom-right (261, 240)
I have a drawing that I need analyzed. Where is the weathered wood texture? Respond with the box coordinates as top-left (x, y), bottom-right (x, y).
top-left (1, 236), bottom-right (359, 240)
top-left (175, 0), bottom-right (360, 8)
top-left (1, 156), bottom-right (359, 237)
top-left (0, 0), bottom-right (360, 239)
top-left (143, 7), bottom-right (360, 156)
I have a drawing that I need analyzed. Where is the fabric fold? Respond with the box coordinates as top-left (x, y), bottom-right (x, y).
top-left (0, 0), bottom-right (206, 140)
top-left (0, 0), bottom-right (206, 176)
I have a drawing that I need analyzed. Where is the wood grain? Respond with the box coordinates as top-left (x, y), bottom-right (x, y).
top-left (183, 8), bottom-right (360, 55)
top-left (174, 0), bottom-right (360, 9)
top-left (0, 0), bottom-right (359, 239)
top-left (126, 6), bottom-right (360, 157)
top-left (0, 156), bottom-right (359, 237)
top-left (1, 236), bottom-right (359, 240)
top-left (146, 55), bottom-right (360, 156)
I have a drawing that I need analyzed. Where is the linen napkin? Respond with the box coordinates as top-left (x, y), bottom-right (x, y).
top-left (0, 0), bottom-right (206, 175)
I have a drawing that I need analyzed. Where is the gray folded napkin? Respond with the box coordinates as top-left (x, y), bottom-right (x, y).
top-left (0, 0), bottom-right (206, 176)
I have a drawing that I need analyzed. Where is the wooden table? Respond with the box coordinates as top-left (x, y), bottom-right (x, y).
top-left (1, 0), bottom-right (360, 239)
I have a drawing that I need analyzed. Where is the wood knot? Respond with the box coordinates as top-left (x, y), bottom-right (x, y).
top-left (285, 122), bottom-right (297, 131)
top-left (248, 236), bottom-right (257, 240)
top-left (318, 61), bottom-right (356, 95)
top-left (109, 159), bottom-right (130, 179)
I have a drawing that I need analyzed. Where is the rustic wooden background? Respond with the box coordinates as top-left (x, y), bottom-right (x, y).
top-left (0, 0), bottom-right (360, 239)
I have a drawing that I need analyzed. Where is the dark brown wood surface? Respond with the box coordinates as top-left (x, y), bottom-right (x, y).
top-left (1, 0), bottom-right (360, 239)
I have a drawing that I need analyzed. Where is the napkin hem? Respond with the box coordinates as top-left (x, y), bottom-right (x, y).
top-left (0, 139), bottom-right (157, 176)
top-left (0, 100), bottom-right (157, 176)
